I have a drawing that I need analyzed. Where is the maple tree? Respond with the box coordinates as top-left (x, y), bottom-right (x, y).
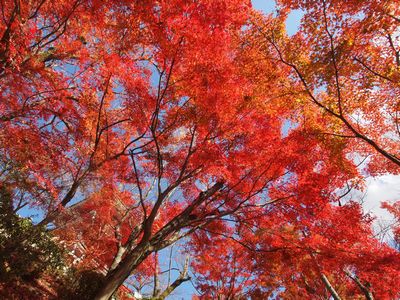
top-left (191, 190), bottom-right (400, 299)
top-left (188, 1), bottom-right (400, 299)
top-left (253, 0), bottom-right (400, 173)
top-left (0, 0), bottom-right (399, 299)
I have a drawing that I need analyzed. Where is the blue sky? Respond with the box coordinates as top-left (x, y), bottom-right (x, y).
top-left (252, 0), bottom-right (303, 35)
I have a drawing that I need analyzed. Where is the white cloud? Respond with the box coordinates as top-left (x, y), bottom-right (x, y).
top-left (362, 175), bottom-right (400, 221)
top-left (352, 175), bottom-right (400, 243)
top-left (337, 173), bottom-right (399, 242)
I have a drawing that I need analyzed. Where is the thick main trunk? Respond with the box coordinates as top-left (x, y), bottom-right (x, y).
top-left (93, 182), bottom-right (224, 299)
top-left (94, 244), bottom-right (150, 300)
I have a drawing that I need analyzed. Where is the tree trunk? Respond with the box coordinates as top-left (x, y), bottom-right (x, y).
top-left (93, 244), bottom-right (150, 300)
top-left (93, 182), bottom-right (223, 299)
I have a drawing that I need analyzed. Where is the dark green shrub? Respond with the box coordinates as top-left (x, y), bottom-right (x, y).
top-left (0, 187), bottom-right (109, 299)
top-left (0, 187), bottom-right (65, 282)
top-left (57, 269), bottom-right (106, 300)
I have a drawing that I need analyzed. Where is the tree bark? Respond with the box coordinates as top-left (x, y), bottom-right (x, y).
top-left (94, 243), bottom-right (150, 300)
top-left (93, 182), bottom-right (223, 300)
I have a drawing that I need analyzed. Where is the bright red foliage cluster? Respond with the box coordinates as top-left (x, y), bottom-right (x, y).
top-left (0, 0), bottom-right (399, 299)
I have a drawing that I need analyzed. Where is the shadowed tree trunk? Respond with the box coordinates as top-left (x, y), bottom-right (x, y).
top-left (93, 182), bottom-right (223, 300)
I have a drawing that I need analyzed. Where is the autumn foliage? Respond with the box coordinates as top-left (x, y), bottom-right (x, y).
top-left (0, 0), bottom-right (399, 299)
